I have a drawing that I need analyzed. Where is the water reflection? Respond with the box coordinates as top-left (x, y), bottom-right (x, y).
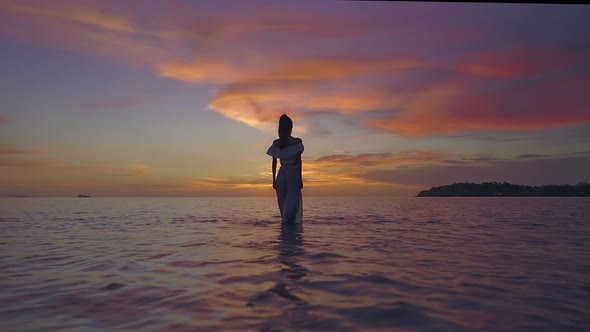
top-left (267, 224), bottom-right (307, 302)
top-left (278, 223), bottom-right (306, 280)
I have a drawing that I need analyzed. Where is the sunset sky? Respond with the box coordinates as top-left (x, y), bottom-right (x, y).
top-left (1, 1), bottom-right (589, 196)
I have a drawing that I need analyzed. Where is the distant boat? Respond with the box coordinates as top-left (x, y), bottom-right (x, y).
top-left (78, 194), bottom-right (91, 198)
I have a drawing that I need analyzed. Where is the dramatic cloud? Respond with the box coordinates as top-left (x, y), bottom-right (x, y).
top-left (179, 151), bottom-right (451, 191)
top-left (1, 1), bottom-right (589, 196)
top-left (1, 1), bottom-right (135, 33)
top-left (294, 151), bottom-right (450, 186)
top-left (162, 150), bottom-right (590, 194)
top-left (363, 72), bottom-right (590, 136)
top-left (0, 0), bottom-right (173, 64)
top-left (454, 45), bottom-right (587, 78)
top-left (362, 152), bottom-right (590, 187)
top-left (204, 47), bottom-right (590, 137)
top-left (157, 60), bottom-right (243, 83)
top-left (3, 1), bottom-right (589, 137)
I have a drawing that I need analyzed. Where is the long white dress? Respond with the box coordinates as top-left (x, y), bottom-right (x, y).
top-left (267, 142), bottom-right (304, 224)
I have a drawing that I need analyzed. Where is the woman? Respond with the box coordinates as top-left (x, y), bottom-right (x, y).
top-left (267, 114), bottom-right (304, 224)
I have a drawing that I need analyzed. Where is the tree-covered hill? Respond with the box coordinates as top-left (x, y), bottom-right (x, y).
top-left (417, 182), bottom-right (590, 197)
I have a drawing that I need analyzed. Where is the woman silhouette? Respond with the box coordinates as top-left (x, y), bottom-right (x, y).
top-left (267, 114), bottom-right (304, 224)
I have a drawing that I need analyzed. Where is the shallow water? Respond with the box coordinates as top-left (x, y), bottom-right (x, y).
top-left (1, 197), bottom-right (589, 331)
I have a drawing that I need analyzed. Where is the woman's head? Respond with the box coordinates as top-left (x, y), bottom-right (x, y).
top-left (278, 114), bottom-right (293, 148)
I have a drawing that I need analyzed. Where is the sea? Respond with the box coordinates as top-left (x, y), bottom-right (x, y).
top-left (1, 197), bottom-right (589, 331)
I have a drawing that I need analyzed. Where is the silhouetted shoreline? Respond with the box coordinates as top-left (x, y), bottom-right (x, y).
top-left (417, 182), bottom-right (590, 197)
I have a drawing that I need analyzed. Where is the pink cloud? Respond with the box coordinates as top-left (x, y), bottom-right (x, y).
top-left (203, 55), bottom-right (428, 130)
top-left (0, 0), bottom-right (173, 65)
top-left (1, 1), bottom-right (135, 33)
top-left (455, 45), bottom-right (587, 78)
top-left (157, 59), bottom-right (243, 83)
top-left (363, 72), bottom-right (590, 136)
top-left (2, 1), bottom-right (589, 138)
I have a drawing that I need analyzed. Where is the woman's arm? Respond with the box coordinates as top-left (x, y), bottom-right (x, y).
top-left (272, 157), bottom-right (277, 189)
top-left (297, 152), bottom-right (303, 189)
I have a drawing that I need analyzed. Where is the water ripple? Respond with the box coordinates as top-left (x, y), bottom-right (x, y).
top-left (1, 197), bottom-right (589, 331)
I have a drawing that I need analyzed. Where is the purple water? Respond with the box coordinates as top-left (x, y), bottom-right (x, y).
top-left (1, 197), bottom-right (589, 331)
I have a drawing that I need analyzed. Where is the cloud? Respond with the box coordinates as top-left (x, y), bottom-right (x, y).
top-left (298, 151), bottom-right (450, 186)
top-left (159, 56), bottom-right (423, 84)
top-left (0, 158), bottom-right (149, 176)
top-left (303, 121), bottom-right (333, 137)
top-left (2, 1), bottom-right (590, 138)
top-left (0, 144), bottom-right (45, 154)
top-left (207, 79), bottom-right (312, 129)
top-left (0, 115), bottom-right (7, 124)
top-left (181, 149), bottom-right (589, 193)
top-left (1, 1), bottom-right (135, 33)
top-left (363, 73), bottom-right (590, 136)
top-left (454, 45), bottom-right (588, 78)
top-left (361, 151), bottom-right (590, 187)
top-left (0, 160), bottom-right (52, 167)
top-left (192, 150), bottom-right (586, 192)
top-left (191, 176), bottom-right (268, 190)
top-left (203, 56), bottom-right (428, 131)
top-left (205, 48), bottom-right (590, 137)
top-left (309, 151), bottom-right (449, 168)
top-left (259, 58), bottom-right (423, 82)
top-left (517, 153), bottom-right (549, 159)
top-left (176, 151), bottom-right (452, 192)
top-left (0, 0), bottom-right (172, 65)
top-left (157, 59), bottom-right (243, 83)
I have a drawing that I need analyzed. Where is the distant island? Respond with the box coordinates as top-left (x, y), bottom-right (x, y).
top-left (78, 194), bottom-right (91, 198)
top-left (417, 182), bottom-right (590, 197)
